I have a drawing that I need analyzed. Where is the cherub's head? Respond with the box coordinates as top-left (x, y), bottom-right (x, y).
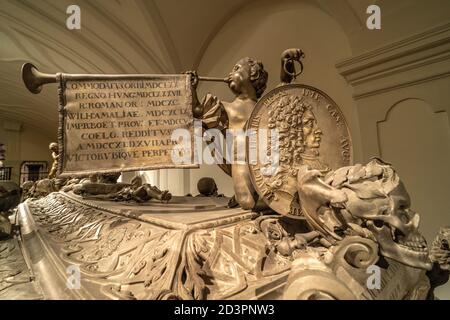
top-left (49, 142), bottom-right (58, 153)
top-left (227, 57), bottom-right (268, 99)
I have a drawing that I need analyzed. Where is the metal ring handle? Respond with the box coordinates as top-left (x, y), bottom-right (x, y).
top-left (283, 54), bottom-right (305, 79)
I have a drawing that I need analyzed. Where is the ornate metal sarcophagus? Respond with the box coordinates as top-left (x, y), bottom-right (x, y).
top-left (2, 187), bottom-right (441, 300)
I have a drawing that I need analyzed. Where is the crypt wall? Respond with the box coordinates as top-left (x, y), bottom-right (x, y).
top-left (0, 119), bottom-right (53, 183)
top-left (336, 22), bottom-right (450, 246)
top-left (336, 20), bottom-right (450, 298)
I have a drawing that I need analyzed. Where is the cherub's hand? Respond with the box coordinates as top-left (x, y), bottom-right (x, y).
top-left (184, 71), bottom-right (202, 118)
top-left (297, 165), bottom-right (347, 209)
top-left (328, 189), bottom-right (348, 209)
top-left (184, 70), bottom-right (199, 89)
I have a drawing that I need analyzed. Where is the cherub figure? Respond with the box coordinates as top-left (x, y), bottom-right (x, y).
top-left (188, 49), bottom-right (304, 210)
top-left (189, 57), bottom-right (268, 210)
top-left (48, 142), bottom-right (59, 179)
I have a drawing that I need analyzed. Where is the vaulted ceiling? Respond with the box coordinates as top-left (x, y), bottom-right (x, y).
top-left (1, 0), bottom-right (449, 137)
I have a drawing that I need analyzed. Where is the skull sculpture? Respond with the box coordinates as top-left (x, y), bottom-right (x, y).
top-left (297, 158), bottom-right (431, 270)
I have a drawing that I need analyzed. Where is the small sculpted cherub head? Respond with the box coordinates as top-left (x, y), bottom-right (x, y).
top-left (227, 57), bottom-right (268, 100)
top-left (49, 142), bottom-right (58, 153)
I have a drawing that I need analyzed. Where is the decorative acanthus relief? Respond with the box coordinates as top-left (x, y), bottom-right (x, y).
top-left (23, 163), bottom-right (442, 301)
top-left (0, 238), bottom-right (43, 299)
top-left (25, 194), bottom-right (302, 300)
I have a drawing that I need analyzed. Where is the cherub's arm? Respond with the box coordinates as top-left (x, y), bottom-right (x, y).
top-left (185, 71), bottom-right (228, 130)
top-left (185, 71), bottom-right (203, 119)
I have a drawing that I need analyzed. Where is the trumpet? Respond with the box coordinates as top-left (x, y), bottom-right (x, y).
top-left (22, 63), bottom-right (57, 94)
top-left (21, 63), bottom-right (229, 94)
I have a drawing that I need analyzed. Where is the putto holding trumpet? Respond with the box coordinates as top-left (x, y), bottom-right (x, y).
top-left (188, 56), bottom-right (269, 210)
top-left (185, 49), bottom-right (304, 210)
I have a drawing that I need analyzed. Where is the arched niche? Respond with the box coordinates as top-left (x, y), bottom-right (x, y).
top-left (377, 98), bottom-right (450, 245)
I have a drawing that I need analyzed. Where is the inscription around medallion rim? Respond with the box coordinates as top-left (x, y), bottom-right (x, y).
top-left (247, 83), bottom-right (353, 217)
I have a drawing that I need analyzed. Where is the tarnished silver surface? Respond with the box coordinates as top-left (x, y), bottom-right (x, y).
top-left (297, 158), bottom-right (432, 270)
top-left (283, 237), bottom-right (430, 300)
top-left (17, 193), bottom-right (298, 300)
top-left (247, 84), bottom-right (352, 217)
top-left (0, 187), bottom-right (433, 300)
top-left (0, 237), bottom-right (44, 300)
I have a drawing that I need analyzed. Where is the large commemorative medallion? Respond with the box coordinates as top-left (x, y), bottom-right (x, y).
top-left (247, 84), bottom-right (353, 218)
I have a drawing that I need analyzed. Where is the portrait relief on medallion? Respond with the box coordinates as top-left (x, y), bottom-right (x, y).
top-left (266, 94), bottom-right (330, 172)
top-left (248, 84), bottom-right (352, 218)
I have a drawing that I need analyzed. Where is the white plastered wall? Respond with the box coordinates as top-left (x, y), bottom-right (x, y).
top-left (0, 119), bottom-right (53, 184)
top-left (337, 24), bottom-right (450, 298)
top-left (190, 0), bottom-right (360, 197)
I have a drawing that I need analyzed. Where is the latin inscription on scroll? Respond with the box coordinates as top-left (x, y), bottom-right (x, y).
top-left (59, 75), bottom-right (194, 176)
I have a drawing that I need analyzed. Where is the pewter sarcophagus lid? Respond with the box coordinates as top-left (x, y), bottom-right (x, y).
top-left (2, 187), bottom-right (437, 300)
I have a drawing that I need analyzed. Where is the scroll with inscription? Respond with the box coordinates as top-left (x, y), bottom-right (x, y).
top-left (57, 74), bottom-right (196, 177)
